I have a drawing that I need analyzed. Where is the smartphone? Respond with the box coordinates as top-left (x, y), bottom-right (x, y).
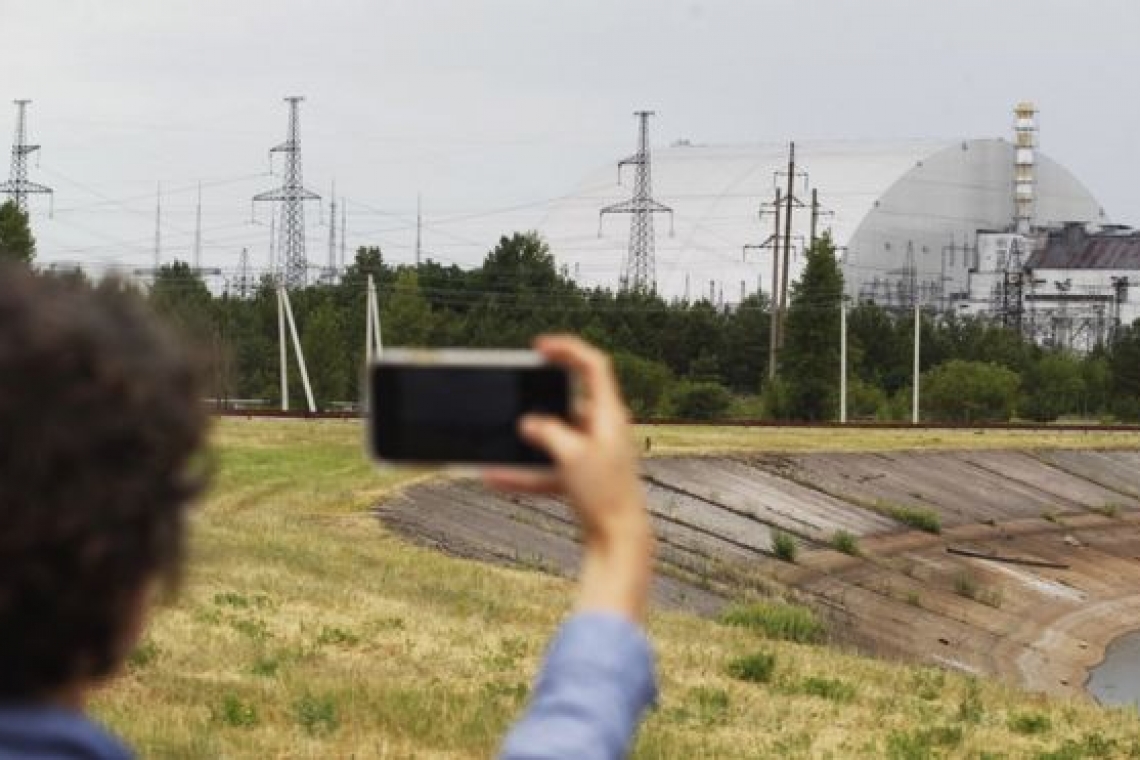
top-left (368, 349), bottom-right (572, 467)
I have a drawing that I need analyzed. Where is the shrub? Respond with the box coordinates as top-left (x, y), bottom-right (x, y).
top-left (720, 601), bottom-right (825, 643)
top-left (888, 505), bottom-right (941, 534)
top-left (664, 379), bottom-right (733, 420)
top-left (1009, 712), bottom-right (1052, 735)
top-left (847, 378), bottom-right (889, 420)
top-left (726, 652), bottom-right (776, 684)
top-left (771, 530), bottom-right (797, 562)
top-left (922, 359), bottom-right (1020, 423)
top-left (801, 676), bottom-right (855, 702)
top-left (830, 530), bottom-right (860, 556)
top-left (613, 351), bottom-right (673, 417)
top-left (678, 686), bottom-right (730, 726)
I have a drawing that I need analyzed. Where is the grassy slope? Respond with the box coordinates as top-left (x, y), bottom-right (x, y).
top-left (92, 420), bottom-right (1140, 759)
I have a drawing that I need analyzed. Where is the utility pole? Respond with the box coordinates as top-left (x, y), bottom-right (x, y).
top-left (840, 296), bottom-right (848, 424)
top-left (236, 247), bottom-right (252, 299)
top-left (193, 182), bottom-right (202, 272)
top-left (415, 193), bottom-right (423, 267)
top-left (325, 181), bottom-right (338, 283)
top-left (0, 100), bottom-right (53, 213)
top-left (153, 183), bottom-right (162, 273)
top-left (600, 111), bottom-right (674, 293)
top-left (340, 203), bottom-right (347, 270)
top-left (769, 187), bottom-right (783, 378)
top-left (778, 142), bottom-right (796, 349)
top-left (254, 96), bottom-right (320, 289)
top-left (912, 301), bottom-right (921, 425)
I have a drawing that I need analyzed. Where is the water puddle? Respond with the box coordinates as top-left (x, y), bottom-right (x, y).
top-left (1087, 629), bottom-right (1140, 707)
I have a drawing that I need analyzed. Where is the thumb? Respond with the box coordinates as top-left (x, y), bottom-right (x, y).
top-left (519, 414), bottom-right (582, 464)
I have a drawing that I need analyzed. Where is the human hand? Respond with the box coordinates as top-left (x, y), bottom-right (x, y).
top-left (484, 335), bottom-right (653, 621)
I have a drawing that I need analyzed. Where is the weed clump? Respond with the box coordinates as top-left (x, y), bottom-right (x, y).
top-left (1008, 712), bottom-right (1052, 735)
top-left (214, 694), bottom-right (258, 728)
top-left (801, 676), bottom-right (855, 702)
top-left (888, 505), bottom-right (942, 534)
top-left (830, 530), bottom-right (861, 556)
top-left (726, 652), bottom-right (776, 684)
top-left (771, 530), bottom-right (798, 562)
top-left (720, 601), bottom-right (825, 644)
top-left (295, 693), bottom-right (339, 736)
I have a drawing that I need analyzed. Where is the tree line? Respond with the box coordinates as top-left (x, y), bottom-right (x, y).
top-left (3, 199), bottom-right (1139, 422)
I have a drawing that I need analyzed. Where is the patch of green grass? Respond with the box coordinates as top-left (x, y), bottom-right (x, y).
top-left (726, 652), bottom-right (776, 684)
top-left (213, 694), bottom-right (258, 728)
top-left (957, 678), bottom-right (984, 723)
top-left (801, 676), bottom-right (855, 702)
top-left (953, 572), bottom-right (979, 600)
top-left (887, 726), bottom-right (964, 758)
top-left (830, 530), bottom-right (861, 556)
top-left (1094, 503), bottom-right (1122, 518)
top-left (1009, 712), bottom-right (1052, 736)
top-left (911, 668), bottom-right (946, 701)
top-left (888, 505), bottom-right (942, 534)
top-left (295, 693), bottom-right (339, 736)
top-left (315, 626), bottom-right (360, 647)
top-left (771, 530), bottom-right (798, 562)
top-left (905, 591), bottom-right (922, 608)
top-left (720, 601), bottom-right (825, 644)
top-left (675, 686), bottom-right (730, 726)
top-left (127, 639), bottom-right (159, 669)
top-left (249, 656), bottom-right (280, 677)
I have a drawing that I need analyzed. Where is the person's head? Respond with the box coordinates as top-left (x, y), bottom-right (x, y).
top-left (0, 265), bottom-right (207, 704)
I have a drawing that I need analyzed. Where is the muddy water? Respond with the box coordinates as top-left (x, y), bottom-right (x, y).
top-left (1087, 630), bottom-right (1140, 707)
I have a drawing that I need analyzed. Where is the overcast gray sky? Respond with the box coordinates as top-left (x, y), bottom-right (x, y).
top-left (2, 0), bottom-right (1137, 278)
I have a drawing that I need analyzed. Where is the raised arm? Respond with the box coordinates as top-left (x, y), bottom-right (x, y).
top-left (485, 335), bottom-right (656, 760)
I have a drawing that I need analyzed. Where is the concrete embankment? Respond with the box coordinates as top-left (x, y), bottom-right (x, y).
top-left (376, 449), bottom-right (1140, 698)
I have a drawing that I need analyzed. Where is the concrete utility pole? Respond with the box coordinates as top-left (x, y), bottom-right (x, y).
top-left (769, 187), bottom-right (783, 379)
top-left (840, 296), bottom-right (848, 424)
top-left (912, 301), bottom-right (921, 425)
top-left (778, 142), bottom-right (796, 349)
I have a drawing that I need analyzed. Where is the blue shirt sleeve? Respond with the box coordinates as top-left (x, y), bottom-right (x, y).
top-left (499, 612), bottom-right (657, 760)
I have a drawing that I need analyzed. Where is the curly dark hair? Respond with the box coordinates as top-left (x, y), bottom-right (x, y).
top-left (0, 265), bottom-right (207, 701)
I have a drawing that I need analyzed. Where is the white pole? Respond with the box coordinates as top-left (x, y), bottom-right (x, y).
top-left (280, 285), bottom-right (317, 414)
top-left (365, 275), bottom-right (376, 364)
top-left (369, 275), bottom-right (383, 354)
top-left (278, 287), bottom-right (288, 412)
top-left (840, 297), bottom-right (848, 424)
top-left (912, 301), bottom-right (921, 425)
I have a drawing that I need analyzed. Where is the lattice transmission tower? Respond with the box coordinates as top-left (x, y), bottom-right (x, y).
top-left (254, 96), bottom-right (320, 289)
top-left (0, 100), bottom-right (53, 213)
top-left (599, 111), bottom-right (673, 293)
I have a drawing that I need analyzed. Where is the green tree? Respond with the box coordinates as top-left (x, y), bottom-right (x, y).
top-left (922, 360), bottom-right (1020, 422)
top-left (382, 269), bottom-right (433, 346)
top-left (664, 380), bottom-right (733, 421)
top-left (1020, 352), bottom-right (1085, 422)
top-left (780, 234), bottom-right (844, 420)
top-left (0, 201), bottom-right (36, 264)
top-left (613, 351), bottom-right (673, 417)
top-left (302, 299), bottom-right (351, 409)
top-left (1107, 322), bottom-right (1140, 420)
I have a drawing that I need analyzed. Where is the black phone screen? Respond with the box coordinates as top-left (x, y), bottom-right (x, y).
top-left (370, 363), bottom-right (571, 465)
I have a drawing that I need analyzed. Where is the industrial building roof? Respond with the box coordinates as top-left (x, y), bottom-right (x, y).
top-left (1028, 225), bottom-right (1140, 271)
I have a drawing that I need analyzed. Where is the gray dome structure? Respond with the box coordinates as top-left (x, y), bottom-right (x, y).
top-left (535, 139), bottom-right (1107, 306)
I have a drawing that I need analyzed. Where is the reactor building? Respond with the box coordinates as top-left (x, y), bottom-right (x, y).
top-left (536, 104), bottom-right (1134, 351)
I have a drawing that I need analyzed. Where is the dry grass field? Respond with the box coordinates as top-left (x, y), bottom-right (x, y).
top-left (91, 419), bottom-right (1140, 758)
